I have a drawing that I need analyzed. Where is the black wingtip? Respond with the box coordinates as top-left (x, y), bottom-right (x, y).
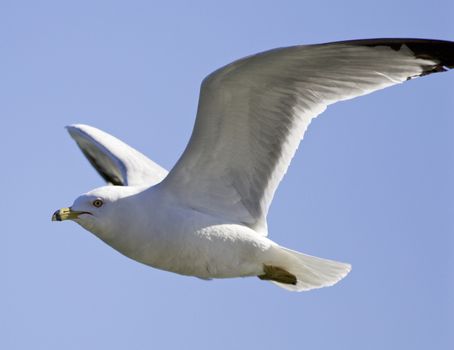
top-left (333, 38), bottom-right (454, 76)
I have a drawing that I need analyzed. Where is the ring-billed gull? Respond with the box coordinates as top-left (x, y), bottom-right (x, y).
top-left (53, 39), bottom-right (453, 291)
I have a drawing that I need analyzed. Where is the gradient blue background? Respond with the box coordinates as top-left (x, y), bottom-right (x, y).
top-left (2, 1), bottom-right (453, 349)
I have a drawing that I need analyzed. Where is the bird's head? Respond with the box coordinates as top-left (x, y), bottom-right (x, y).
top-left (52, 186), bottom-right (138, 238)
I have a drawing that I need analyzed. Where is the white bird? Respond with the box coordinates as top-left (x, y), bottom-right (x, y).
top-left (53, 39), bottom-right (453, 291)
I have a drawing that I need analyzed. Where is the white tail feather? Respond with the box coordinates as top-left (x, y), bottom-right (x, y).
top-left (270, 246), bottom-right (351, 292)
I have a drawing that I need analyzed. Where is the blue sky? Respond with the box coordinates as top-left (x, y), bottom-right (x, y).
top-left (2, 1), bottom-right (453, 349)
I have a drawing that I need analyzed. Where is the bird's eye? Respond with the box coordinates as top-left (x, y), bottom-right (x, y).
top-left (92, 199), bottom-right (104, 208)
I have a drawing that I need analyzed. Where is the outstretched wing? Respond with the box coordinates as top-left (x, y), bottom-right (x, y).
top-left (161, 39), bottom-right (454, 235)
top-left (67, 124), bottom-right (168, 186)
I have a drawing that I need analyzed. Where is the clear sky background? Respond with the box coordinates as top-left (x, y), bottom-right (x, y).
top-left (2, 1), bottom-right (453, 349)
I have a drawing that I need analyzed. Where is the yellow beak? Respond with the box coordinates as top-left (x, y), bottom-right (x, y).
top-left (52, 207), bottom-right (89, 221)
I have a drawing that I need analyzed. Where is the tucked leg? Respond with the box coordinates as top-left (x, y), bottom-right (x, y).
top-left (258, 264), bottom-right (297, 285)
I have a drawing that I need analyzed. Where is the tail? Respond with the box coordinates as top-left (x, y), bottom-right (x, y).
top-left (261, 246), bottom-right (351, 292)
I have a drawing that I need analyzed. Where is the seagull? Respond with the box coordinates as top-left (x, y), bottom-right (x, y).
top-left (53, 38), bottom-right (453, 291)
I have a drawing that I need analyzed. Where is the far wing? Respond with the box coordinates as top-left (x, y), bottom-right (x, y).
top-left (67, 124), bottom-right (168, 186)
top-left (161, 39), bottom-right (453, 235)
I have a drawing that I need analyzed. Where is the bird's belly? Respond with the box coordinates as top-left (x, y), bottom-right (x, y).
top-left (109, 218), bottom-right (273, 279)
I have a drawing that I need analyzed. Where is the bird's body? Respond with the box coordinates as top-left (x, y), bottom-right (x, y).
top-left (75, 183), bottom-right (345, 291)
top-left (83, 185), bottom-right (272, 280)
top-left (53, 38), bottom-right (454, 291)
